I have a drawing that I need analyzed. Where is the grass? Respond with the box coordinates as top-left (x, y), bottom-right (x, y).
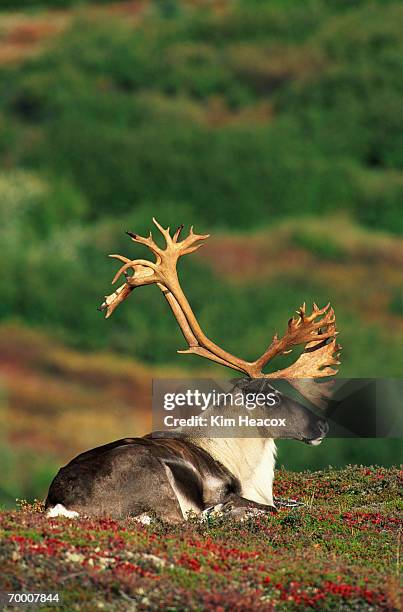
top-left (390, 289), bottom-right (403, 316)
top-left (0, 465), bottom-right (401, 610)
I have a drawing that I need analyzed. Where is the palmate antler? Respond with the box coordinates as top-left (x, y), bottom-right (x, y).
top-left (99, 219), bottom-right (341, 407)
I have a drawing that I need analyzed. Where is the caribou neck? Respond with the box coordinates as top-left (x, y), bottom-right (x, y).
top-left (191, 435), bottom-right (277, 506)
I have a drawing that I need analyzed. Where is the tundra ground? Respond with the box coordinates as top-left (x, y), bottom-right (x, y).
top-left (0, 466), bottom-right (401, 611)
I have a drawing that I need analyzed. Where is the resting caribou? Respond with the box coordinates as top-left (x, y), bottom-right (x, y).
top-left (46, 219), bottom-right (341, 522)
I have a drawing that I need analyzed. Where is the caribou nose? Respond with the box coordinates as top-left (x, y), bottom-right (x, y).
top-left (318, 418), bottom-right (329, 436)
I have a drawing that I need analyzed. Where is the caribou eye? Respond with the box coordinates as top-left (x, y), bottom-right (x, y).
top-left (269, 392), bottom-right (282, 406)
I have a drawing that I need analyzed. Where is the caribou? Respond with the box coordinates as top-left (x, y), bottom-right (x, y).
top-left (46, 219), bottom-right (341, 522)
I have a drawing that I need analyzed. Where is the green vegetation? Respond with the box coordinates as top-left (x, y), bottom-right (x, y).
top-left (290, 230), bottom-right (346, 261)
top-left (389, 288), bottom-right (403, 316)
top-left (0, 441), bottom-right (57, 509)
top-left (0, 0), bottom-right (120, 9)
top-left (0, 0), bottom-right (401, 488)
top-left (3, 1), bottom-right (403, 231)
top-left (0, 0), bottom-right (402, 365)
top-left (0, 466), bottom-right (401, 609)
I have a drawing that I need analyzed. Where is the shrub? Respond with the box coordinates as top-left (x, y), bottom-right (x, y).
top-left (291, 230), bottom-right (346, 261)
top-left (0, 0), bottom-right (121, 8)
top-left (389, 289), bottom-right (403, 316)
top-left (353, 169), bottom-right (403, 234)
top-left (0, 170), bottom-right (88, 318)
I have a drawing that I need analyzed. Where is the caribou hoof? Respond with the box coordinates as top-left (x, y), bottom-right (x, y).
top-left (200, 503), bottom-right (224, 521)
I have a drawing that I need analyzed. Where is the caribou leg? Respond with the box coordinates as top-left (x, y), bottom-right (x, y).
top-left (202, 493), bottom-right (277, 521)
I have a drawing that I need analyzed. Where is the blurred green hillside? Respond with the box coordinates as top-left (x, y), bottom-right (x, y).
top-left (0, 0), bottom-right (402, 503)
top-left (0, 0), bottom-right (402, 362)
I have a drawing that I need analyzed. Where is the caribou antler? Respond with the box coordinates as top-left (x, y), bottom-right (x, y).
top-left (256, 302), bottom-right (340, 378)
top-left (99, 219), bottom-right (341, 406)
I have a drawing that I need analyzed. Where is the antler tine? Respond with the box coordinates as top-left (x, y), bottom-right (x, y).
top-left (109, 256), bottom-right (133, 285)
top-left (178, 225), bottom-right (210, 255)
top-left (99, 282), bottom-right (134, 319)
top-left (126, 229), bottom-right (163, 260)
top-left (181, 225), bottom-right (210, 244)
top-left (110, 254), bottom-right (131, 264)
top-left (152, 217), bottom-right (173, 246)
top-left (109, 255), bottom-right (159, 285)
top-left (173, 224), bottom-right (184, 243)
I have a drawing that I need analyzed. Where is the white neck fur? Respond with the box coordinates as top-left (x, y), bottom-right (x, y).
top-left (195, 437), bottom-right (276, 506)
